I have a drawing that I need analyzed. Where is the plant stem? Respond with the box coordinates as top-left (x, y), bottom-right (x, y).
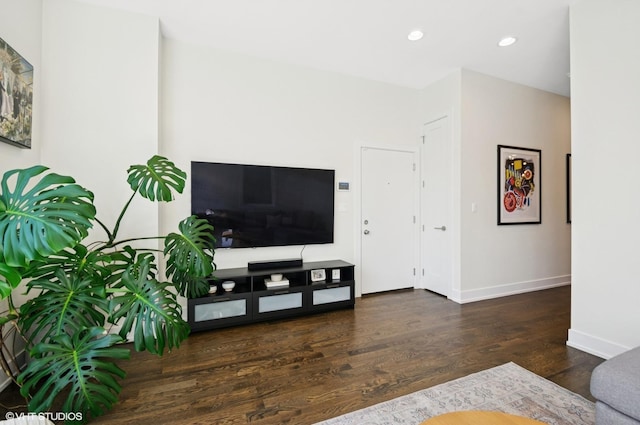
top-left (6, 294), bottom-right (16, 316)
top-left (100, 236), bottom-right (165, 250)
top-left (110, 191), bottom-right (137, 245)
top-left (94, 217), bottom-right (113, 242)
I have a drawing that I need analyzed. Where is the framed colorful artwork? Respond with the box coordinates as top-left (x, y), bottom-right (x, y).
top-left (497, 145), bottom-right (541, 225)
top-left (0, 36), bottom-right (33, 149)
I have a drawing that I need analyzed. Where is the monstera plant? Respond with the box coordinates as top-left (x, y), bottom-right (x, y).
top-left (0, 155), bottom-right (215, 423)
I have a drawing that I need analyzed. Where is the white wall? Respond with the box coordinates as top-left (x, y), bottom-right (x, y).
top-left (40, 0), bottom-right (160, 248)
top-left (457, 70), bottom-right (572, 302)
top-left (419, 70), bottom-right (462, 124)
top-left (0, 0), bottom-right (42, 394)
top-left (418, 71), bottom-right (463, 296)
top-left (160, 38), bottom-right (421, 285)
top-left (418, 70), bottom-right (571, 303)
top-left (568, 0), bottom-right (640, 358)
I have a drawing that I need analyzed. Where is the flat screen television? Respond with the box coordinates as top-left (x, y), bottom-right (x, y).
top-left (191, 161), bottom-right (335, 249)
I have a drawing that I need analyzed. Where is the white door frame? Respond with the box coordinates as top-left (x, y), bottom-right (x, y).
top-left (418, 112), bottom-right (461, 301)
top-left (353, 142), bottom-right (420, 297)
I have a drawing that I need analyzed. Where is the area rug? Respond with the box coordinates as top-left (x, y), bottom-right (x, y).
top-left (315, 362), bottom-right (595, 425)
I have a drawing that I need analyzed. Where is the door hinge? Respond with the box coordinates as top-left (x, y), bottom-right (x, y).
top-left (413, 215), bottom-right (416, 224)
top-left (422, 269), bottom-right (425, 276)
top-left (413, 268), bottom-right (416, 276)
top-left (421, 135), bottom-right (425, 144)
top-left (413, 163), bottom-right (416, 171)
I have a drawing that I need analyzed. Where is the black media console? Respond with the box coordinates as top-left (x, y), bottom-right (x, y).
top-left (187, 260), bottom-right (355, 332)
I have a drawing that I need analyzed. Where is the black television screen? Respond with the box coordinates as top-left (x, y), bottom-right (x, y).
top-left (191, 161), bottom-right (335, 248)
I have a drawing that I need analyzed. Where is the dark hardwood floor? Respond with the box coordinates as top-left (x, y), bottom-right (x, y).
top-left (0, 286), bottom-right (603, 424)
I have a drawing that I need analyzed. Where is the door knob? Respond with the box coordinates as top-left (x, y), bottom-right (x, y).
top-left (363, 229), bottom-right (370, 235)
top-left (433, 226), bottom-right (447, 231)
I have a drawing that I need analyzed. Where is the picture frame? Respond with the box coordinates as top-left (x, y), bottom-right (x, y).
top-left (331, 269), bottom-right (341, 281)
top-left (0, 36), bottom-right (33, 149)
top-left (497, 145), bottom-right (541, 225)
top-left (310, 269), bottom-right (326, 282)
top-left (566, 153), bottom-right (571, 224)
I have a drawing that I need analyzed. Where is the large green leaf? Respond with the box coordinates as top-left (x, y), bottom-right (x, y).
top-left (0, 262), bottom-right (22, 298)
top-left (0, 166), bottom-right (95, 268)
top-left (165, 216), bottom-right (216, 295)
top-left (18, 327), bottom-right (129, 421)
top-left (170, 269), bottom-right (211, 299)
top-left (23, 244), bottom-right (110, 288)
top-left (19, 269), bottom-right (107, 344)
top-left (103, 246), bottom-right (157, 289)
top-left (126, 155), bottom-right (186, 202)
top-left (108, 257), bottom-right (190, 355)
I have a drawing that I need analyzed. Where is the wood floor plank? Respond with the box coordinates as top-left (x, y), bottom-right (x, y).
top-left (0, 286), bottom-right (603, 424)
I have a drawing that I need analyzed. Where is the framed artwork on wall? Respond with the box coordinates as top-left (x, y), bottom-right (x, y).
top-left (0, 36), bottom-right (33, 149)
top-left (497, 145), bottom-right (542, 225)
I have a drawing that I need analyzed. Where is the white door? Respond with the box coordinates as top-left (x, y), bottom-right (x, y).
top-left (361, 147), bottom-right (416, 294)
top-left (421, 117), bottom-right (452, 297)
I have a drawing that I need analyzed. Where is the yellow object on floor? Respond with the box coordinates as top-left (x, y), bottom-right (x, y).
top-left (421, 410), bottom-right (547, 425)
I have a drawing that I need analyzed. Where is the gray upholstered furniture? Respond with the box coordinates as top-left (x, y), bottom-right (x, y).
top-left (591, 345), bottom-right (640, 425)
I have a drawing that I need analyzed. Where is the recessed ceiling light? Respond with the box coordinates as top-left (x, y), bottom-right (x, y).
top-left (498, 36), bottom-right (517, 47)
top-left (408, 30), bottom-right (424, 41)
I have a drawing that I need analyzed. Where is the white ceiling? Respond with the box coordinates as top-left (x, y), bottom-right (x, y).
top-left (74, 0), bottom-right (576, 96)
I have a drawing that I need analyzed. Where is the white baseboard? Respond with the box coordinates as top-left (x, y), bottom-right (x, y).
top-left (567, 328), bottom-right (631, 360)
top-left (449, 275), bottom-right (571, 304)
